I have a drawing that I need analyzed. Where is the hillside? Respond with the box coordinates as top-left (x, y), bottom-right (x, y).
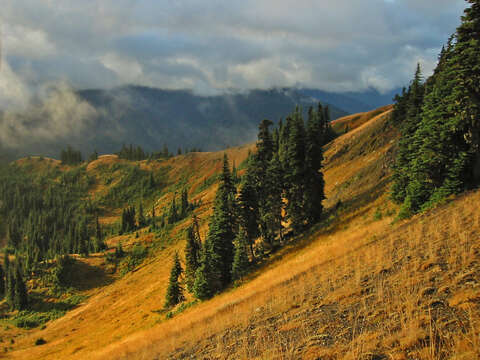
top-left (1, 104), bottom-right (477, 360)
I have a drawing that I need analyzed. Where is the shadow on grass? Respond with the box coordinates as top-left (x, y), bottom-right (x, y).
top-left (69, 257), bottom-right (114, 291)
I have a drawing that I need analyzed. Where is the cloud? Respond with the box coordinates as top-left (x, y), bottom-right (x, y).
top-left (0, 81), bottom-right (98, 149)
top-left (0, 0), bottom-right (467, 100)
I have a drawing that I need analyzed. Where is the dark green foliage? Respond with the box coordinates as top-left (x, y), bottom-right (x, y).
top-left (285, 108), bottom-right (309, 233)
top-left (35, 338), bottom-right (47, 346)
top-left (6, 268), bottom-right (15, 309)
top-left (52, 255), bottom-right (75, 289)
top-left (231, 231), bottom-right (250, 281)
top-left (204, 154), bottom-right (237, 291)
top-left (120, 244), bottom-right (148, 275)
top-left (165, 252), bottom-right (185, 308)
top-left (14, 263), bottom-right (28, 311)
top-left (168, 195), bottom-right (178, 224)
top-left (193, 248), bottom-right (213, 300)
top-left (184, 216), bottom-right (202, 293)
top-left (0, 264), bottom-right (4, 298)
top-left (304, 105), bottom-right (326, 224)
top-left (94, 215), bottom-right (106, 252)
top-left (237, 155), bottom-right (260, 260)
top-left (116, 144), bottom-right (148, 161)
top-left (137, 202), bottom-right (147, 228)
top-left (121, 206), bottom-right (136, 234)
top-left (60, 146), bottom-right (83, 165)
top-left (392, 1), bottom-right (480, 214)
top-left (180, 188), bottom-right (189, 218)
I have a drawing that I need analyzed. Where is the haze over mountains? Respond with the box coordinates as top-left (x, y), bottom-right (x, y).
top-left (0, 86), bottom-right (399, 160)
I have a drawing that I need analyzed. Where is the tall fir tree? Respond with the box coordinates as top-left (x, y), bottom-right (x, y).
top-left (193, 246), bottom-right (213, 300)
top-left (231, 231), bottom-right (250, 281)
top-left (0, 264), bottom-right (5, 299)
top-left (304, 106), bottom-right (325, 224)
top-left (285, 107), bottom-right (308, 233)
top-left (164, 252), bottom-right (185, 308)
top-left (184, 216), bottom-right (202, 293)
top-left (237, 155), bottom-right (260, 260)
top-left (14, 263), bottom-right (28, 310)
top-left (204, 154), bottom-right (237, 291)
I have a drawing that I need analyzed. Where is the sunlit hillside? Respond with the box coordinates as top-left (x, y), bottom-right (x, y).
top-left (2, 105), bottom-right (477, 359)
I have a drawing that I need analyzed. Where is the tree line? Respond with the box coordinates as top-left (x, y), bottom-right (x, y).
top-left (165, 103), bottom-right (333, 306)
top-left (391, 0), bottom-right (480, 217)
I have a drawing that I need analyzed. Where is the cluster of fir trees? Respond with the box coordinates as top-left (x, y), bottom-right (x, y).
top-left (164, 103), bottom-right (332, 306)
top-left (391, 0), bottom-right (480, 216)
top-left (120, 202), bottom-right (149, 233)
top-left (120, 189), bottom-right (194, 235)
top-left (166, 189), bottom-right (192, 225)
top-left (60, 146), bottom-right (83, 165)
top-left (116, 144), bottom-right (149, 161)
top-left (1, 254), bottom-right (28, 311)
top-left (0, 166), bottom-right (105, 269)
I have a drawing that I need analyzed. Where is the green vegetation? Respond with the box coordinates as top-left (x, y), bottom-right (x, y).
top-left (187, 103), bottom-right (331, 300)
top-left (164, 252), bottom-right (185, 308)
top-left (391, 1), bottom-right (480, 216)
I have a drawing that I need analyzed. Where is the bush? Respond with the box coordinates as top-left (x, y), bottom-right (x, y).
top-left (35, 338), bottom-right (46, 346)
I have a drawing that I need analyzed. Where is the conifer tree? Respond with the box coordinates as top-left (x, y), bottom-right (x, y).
top-left (263, 153), bottom-right (285, 244)
top-left (168, 195), bottom-right (178, 224)
top-left (392, 1), bottom-right (480, 214)
top-left (391, 64), bottom-right (425, 204)
top-left (180, 188), bottom-right (189, 218)
top-left (285, 107), bottom-right (308, 233)
top-left (151, 204), bottom-right (156, 228)
top-left (6, 269), bottom-right (15, 309)
top-left (237, 155), bottom-right (260, 260)
top-left (0, 264), bottom-right (5, 299)
top-left (184, 216), bottom-right (202, 293)
top-left (204, 154), bottom-right (237, 291)
top-left (304, 106), bottom-right (325, 224)
top-left (14, 263), bottom-right (28, 310)
top-left (193, 248), bottom-right (213, 300)
top-left (137, 202), bottom-right (146, 228)
top-left (231, 231), bottom-right (250, 281)
top-left (165, 252), bottom-right (185, 308)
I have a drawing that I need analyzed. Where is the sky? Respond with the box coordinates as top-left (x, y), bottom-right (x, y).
top-left (0, 0), bottom-right (467, 109)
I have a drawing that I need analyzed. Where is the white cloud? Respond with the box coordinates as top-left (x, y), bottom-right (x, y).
top-left (0, 0), bottom-right (468, 100)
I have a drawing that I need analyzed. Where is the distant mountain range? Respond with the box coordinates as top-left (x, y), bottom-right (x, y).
top-left (299, 87), bottom-right (400, 114)
top-left (0, 86), bottom-right (400, 160)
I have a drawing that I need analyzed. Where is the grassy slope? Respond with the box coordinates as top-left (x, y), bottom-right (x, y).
top-left (4, 106), bottom-right (479, 359)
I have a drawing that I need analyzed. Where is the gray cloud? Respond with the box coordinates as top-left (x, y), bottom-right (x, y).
top-left (0, 0), bottom-right (467, 106)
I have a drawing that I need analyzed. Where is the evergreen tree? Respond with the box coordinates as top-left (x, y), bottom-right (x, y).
top-left (137, 202), bottom-right (146, 228)
top-left (151, 204), bottom-right (156, 228)
top-left (165, 252), bottom-right (185, 308)
top-left (168, 195), bottom-right (178, 224)
top-left (237, 155), bottom-right (260, 260)
top-left (193, 247), bottom-right (213, 300)
top-left (392, 1), bottom-right (480, 215)
top-left (6, 268), bottom-right (15, 309)
top-left (285, 107), bottom-right (308, 233)
top-left (180, 188), bottom-right (189, 218)
top-left (184, 216), bottom-right (202, 293)
top-left (0, 264), bottom-right (5, 299)
top-left (304, 106), bottom-right (326, 224)
top-left (263, 153), bottom-right (285, 245)
top-left (14, 263), bottom-right (28, 310)
top-left (94, 215), bottom-right (105, 252)
top-left (252, 119), bottom-right (276, 246)
top-left (231, 231), bottom-right (250, 281)
top-left (391, 64), bottom-right (425, 204)
top-left (204, 154), bottom-right (237, 291)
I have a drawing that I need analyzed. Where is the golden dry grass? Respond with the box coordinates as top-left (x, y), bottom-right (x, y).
top-left (4, 106), bottom-right (478, 360)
